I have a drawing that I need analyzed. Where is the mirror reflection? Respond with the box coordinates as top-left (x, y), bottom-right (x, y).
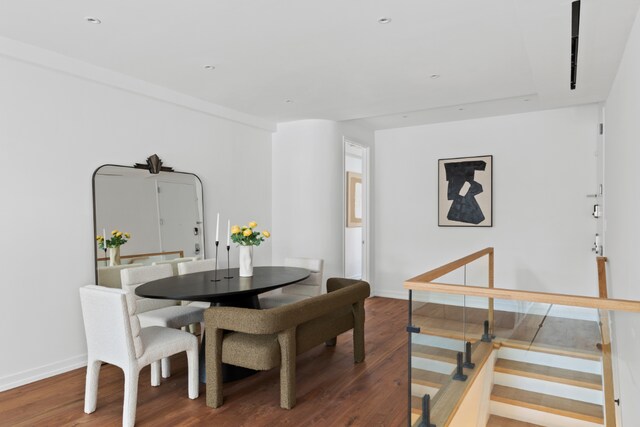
top-left (93, 165), bottom-right (205, 287)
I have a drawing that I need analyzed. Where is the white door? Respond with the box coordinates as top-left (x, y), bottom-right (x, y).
top-left (157, 181), bottom-right (201, 257)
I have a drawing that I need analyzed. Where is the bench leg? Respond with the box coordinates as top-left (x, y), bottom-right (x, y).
top-left (278, 328), bottom-right (296, 409)
top-left (206, 328), bottom-right (224, 408)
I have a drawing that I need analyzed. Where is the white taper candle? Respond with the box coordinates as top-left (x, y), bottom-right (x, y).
top-left (216, 213), bottom-right (220, 242)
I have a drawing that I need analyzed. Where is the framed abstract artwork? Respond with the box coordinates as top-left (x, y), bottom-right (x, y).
top-left (347, 172), bottom-right (363, 227)
top-left (438, 155), bottom-right (493, 227)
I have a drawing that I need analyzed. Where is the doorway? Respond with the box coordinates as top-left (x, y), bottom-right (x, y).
top-left (157, 181), bottom-right (201, 257)
top-left (343, 138), bottom-right (369, 282)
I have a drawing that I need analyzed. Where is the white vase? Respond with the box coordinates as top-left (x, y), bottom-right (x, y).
top-left (108, 247), bottom-right (121, 266)
top-left (239, 245), bottom-right (254, 277)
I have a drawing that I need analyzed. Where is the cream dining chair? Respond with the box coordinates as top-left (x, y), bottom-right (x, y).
top-left (152, 257), bottom-right (199, 276)
top-left (120, 264), bottom-right (204, 378)
top-left (177, 258), bottom-right (216, 309)
top-left (97, 263), bottom-right (143, 289)
top-left (79, 285), bottom-right (198, 427)
top-left (259, 257), bottom-right (324, 309)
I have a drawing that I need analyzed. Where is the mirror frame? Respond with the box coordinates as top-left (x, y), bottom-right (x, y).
top-left (92, 163), bottom-right (206, 285)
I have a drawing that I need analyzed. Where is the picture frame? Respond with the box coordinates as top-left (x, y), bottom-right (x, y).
top-left (347, 172), bottom-right (363, 227)
top-left (438, 155), bottom-right (493, 227)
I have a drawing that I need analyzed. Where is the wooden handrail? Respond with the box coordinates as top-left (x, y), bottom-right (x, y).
top-left (404, 281), bottom-right (640, 312)
top-left (407, 247), bottom-right (493, 283)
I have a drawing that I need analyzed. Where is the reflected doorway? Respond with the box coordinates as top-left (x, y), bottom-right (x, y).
top-left (344, 139), bottom-right (369, 281)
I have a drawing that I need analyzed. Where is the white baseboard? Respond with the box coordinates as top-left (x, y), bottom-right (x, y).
top-left (373, 289), bottom-right (408, 300)
top-left (0, 353), bottom-right (87, 392)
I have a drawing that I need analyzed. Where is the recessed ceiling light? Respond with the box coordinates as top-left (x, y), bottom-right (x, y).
top-left (203, 65), bottom-right (215, 70)
top-left (378, 17), bottom-right (392, 24)
top-left (430, 74), bottom-right (440, 79)
top-left (84, 16), bottom-right (101, 24)
top-left (402, 115), bottom-right (409, 118)
top-left (458, 108), bottom-right (465, 111)
top-left (523, 98), bottom-right (530, 102)
top-left (284, 99), bottom-right (293, 103)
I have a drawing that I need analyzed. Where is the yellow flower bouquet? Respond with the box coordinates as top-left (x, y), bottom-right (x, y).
top-left (96, 229), bottom-right (131, 249)
top-left (230, 222), bottom-right (270, 246)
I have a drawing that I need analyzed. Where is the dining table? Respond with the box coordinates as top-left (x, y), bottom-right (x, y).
top-left (135, 265), bottom-right (311, 383)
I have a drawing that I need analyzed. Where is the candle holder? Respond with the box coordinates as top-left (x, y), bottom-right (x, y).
top-left (211, 241), bottom-right (221, 282)
top-left (224, 245), bottom-right (234, 279)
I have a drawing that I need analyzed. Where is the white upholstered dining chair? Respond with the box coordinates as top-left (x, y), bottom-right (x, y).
top-left (120, 264), bottom-right (204, 378)
top-left (152, 257), bottom-right (198, 275)
top-left (177, 258), bottom-right (216, 309)
top-left (259, 257), bottom-right (324, 309)
top-left (80, 285), bottom-right (198, 427)
top-left (97, 263), bottom-right (142, 289)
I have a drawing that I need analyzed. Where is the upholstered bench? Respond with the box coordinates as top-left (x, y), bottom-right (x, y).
top-left (204, 278), bottom-right (370, 409)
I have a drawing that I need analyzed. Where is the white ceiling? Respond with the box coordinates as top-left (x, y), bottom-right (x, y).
top-left (0, 0), bottom-right (638, 129)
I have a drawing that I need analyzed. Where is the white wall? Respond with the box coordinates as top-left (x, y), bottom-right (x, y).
top-left (375, 105), bottom-right (599, 299)
top-left (271, 120), bottom-right (374, 289)
top-left (603, 6), bottom-right (640, 425)
top-left (0, 53), bottom-right (272, 390)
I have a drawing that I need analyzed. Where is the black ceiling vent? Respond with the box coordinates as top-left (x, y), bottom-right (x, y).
top-left (571, 0), bottom-right (581, 90)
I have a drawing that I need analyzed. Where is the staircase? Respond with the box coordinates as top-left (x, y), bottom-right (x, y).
top-left (488, 346), bottom-right (604, 427)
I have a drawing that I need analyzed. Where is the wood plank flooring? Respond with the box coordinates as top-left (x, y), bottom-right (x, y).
top-left (0, 297), bottom-right (409, 427)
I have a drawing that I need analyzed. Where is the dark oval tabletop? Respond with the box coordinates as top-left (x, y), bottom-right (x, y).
top-left (134, 266), bottom-right (310, 304)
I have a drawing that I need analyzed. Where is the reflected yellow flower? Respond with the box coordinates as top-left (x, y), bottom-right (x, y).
top-left (124, 233), bottom-right (131, 239)
top-left (116, 231), bottom-right (123, 237)
top-left (248, 221), bottom-right (258, 228)
top-left (262, 231), bottom-right (270, 238)
top-left (243, 229), bottom-right (252, 237)
top-left (111, 229), bottom-right (118, 235)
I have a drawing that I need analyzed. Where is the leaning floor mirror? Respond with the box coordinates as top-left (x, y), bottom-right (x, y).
top-left (92, 157), bottom-right (205, 288)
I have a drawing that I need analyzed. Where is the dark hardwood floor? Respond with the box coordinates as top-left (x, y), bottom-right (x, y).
top-left (0, 297), bottom-right (408, 427)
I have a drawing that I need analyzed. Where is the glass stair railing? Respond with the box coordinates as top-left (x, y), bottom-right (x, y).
top-left (405, 248), bottom-right (640, 427)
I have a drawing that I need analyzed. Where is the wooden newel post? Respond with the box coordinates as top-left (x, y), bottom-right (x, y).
top-left (596, 256), bottom-right (616, 427)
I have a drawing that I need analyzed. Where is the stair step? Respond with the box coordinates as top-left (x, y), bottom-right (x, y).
top-left (497, 346), bottom-right (601, 375)
top-left (412, 344), bottom-right (459, 363)
top-left (411, 333), bottom-right (467, 352)
top-left (491, 385), bottom-right (603, 424)
top-left (500, 339), bottom-right (601, 362)
top-left (412, 367), bottom-right (449, 389)
top-left (487, 414), bottom-right (543, 426)
top-left (495, 359), bottom-right (602, 390)
top-left (410, 395), bottom-right (423, 415)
